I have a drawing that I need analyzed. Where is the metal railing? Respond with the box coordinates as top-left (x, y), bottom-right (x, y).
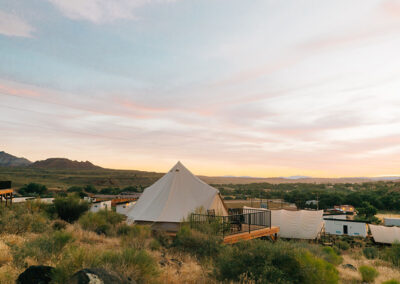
top-left (190, 208), bottom-right (271, 238)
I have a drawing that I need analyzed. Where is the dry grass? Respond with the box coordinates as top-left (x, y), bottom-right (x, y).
top-left (151, 250), bottom-right (215, 284)
top-left (338, 252), bottom-right (400, 283)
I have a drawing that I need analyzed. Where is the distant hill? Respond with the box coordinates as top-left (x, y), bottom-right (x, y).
top-left (0, 151), bottom-right (31, 167)
top-left (30, 158), bottom-right (102, 170)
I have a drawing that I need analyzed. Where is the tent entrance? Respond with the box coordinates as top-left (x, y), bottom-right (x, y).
top-left (343, 225), bottom-right (348, 235)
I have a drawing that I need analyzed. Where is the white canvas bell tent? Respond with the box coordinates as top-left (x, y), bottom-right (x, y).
top-left (126, 161), bottom-right (228, 231)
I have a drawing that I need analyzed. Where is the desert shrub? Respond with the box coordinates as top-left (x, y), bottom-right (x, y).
top-left (336, 240), bottom-right (350, 251)
top-left (152, 230), bottom-right (171, 247)
top-left (149, 239), bottom-right (161, 251)
top-left (382, 242), bottom-right (400, 266)
top-left (359, 265), bottom-right (378, 283)
top-left (18, 183), bottom-right (47, 196)
top-left (116, 223), bottom-right (133, 236)
top-left (321, 246), bottom-right (343, 265)
top-left (382, 280), bottom-right (400, 284)
top-left (84, 185), bottom-right (97, 193)
top-left (214, 240), bottom-right (339, 284)
top-left (53, 197), bottom-right (89, 223)
top-left (12, 231), bottom-right (73, 267)
top-left (172, 226), bottom-right (223, 259)
top-left (363, 247), bottom-right (378, 259)
top-left (52, 220), bottom-right (68, 231)
top-left (53, 246), bottom-right (158, 283)
top-left (79, 210), bottom-right (124, 236)
top-left (67, 186), bottom-right (83, 193)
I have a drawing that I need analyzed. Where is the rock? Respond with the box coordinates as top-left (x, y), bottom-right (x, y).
top-left (67, 268), bottom-right (133, 284)
top-left (342, 263), bottom-right (357, 271)
top-left (17, 265), bottom-right (54, 284)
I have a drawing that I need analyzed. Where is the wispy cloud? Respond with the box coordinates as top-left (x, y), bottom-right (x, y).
top-left (47, 0), bottom-right (177, 23)
top-left (0, 10), bottom-right (34, 38)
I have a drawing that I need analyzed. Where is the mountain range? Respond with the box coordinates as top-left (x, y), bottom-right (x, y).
top-left (1, 150), bottom-right (400, 184)
top-left (0, 151), bottom-right (101, 170)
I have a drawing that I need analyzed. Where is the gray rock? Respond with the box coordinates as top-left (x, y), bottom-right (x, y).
top-left (342, 263), bottom-right (357, 271)
top-left (67, 268), bottom-right (134, 284)
top-left (17, 265), bottom-right (54, 284)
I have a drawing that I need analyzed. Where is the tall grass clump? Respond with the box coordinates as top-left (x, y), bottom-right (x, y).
top-left (381, 242), bottom-right (400, 267)
top-left (12, 231), bottom-right (74, 267)
top-left (214, 240), bottom-right (339, 284)
top-left (172, 226), bottom-right (223, 260)
top-left (79, 210), bottom-right (124, 236)
top-left (359, 265), bottom-right (378, 283)
top-left (53, 246), bottom-right (158, 283)
top-left (0, 203), bottom-right (50, 234)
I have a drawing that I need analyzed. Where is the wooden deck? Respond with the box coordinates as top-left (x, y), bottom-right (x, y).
top-left (223, 226), bottom-right (280, 244)
top-left (0, 189), bottom-right (13, 206)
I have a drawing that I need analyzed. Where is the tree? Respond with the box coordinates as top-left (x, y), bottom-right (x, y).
top-left (19, 183), bottom-right (47, 196)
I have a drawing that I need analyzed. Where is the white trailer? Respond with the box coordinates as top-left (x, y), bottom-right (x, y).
top-left (324, 218), bottom-right (367, 237)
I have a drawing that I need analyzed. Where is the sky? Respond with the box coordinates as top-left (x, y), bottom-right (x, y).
top-left (1, 0), bottom-right (400, 177)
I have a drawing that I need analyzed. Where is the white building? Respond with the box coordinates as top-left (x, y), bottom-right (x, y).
top-left (384, 218), bottom-right (400, 227)
top-left (323, 214), bottom-right (347, 220)
top-left (324, 218), bottom-right (367, 237)
top-left (116, 201), bottom-right (136, 216)
top-left (90, 200), bottom-right (112, 213)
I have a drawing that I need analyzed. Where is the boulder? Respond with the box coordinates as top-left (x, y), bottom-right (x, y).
top-left (67, 268), bottom-right (133, 284)
top-left (17, 265), bottom-right (54, 284)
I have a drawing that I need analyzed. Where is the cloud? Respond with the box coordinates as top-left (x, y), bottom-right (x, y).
top-left (47, 0), bottom-right (176, 23)
top-left (0, 11), bottom-right (34, 38)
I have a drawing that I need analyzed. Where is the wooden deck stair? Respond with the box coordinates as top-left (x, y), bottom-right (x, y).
top-left (223, 226), bottom-right (280, 244)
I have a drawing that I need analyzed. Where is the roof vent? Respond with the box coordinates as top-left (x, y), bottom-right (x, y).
top-left (175, 169), bottom-right (180, 172)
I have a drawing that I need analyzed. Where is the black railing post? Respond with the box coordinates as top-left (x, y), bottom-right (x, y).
top-left (249, 213), bottom-right (251, 233)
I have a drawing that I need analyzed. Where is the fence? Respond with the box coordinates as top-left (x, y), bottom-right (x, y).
top-left (190, 208), bottom-right (271, 238)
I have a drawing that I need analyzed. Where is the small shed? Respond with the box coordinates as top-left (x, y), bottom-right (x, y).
top-left (384, 218), bottom-right (400, 227)
top-left (90, 200), bottom-right (111, 213)
top-left (116, 201), bottom-right (136, 216)
top-left (324, 218), bottom-right (367, 237)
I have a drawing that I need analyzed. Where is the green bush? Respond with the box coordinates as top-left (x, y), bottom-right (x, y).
top-left (172, 226), bottom-right (223, 259)
top-left (53, 197), bottom-right (89, 223)
top-left (363, 247), bottom-right (378, 259)
top-left (382, 242), bottom-right (400, 266)
top-left (214, 240), bottom-right (339, 284)
top-left (18, 183), bottom-right (47, 196)
top-left (359, 265), bottom-right (378, 283)
top-left (52, 219), bottom-right (68, 231)
top-left (382, 280), bottom-right (400, 284)
top-left (149, 239), bottom-right (161, 251)
top-left (321, 246), bottom-right (343, 265)
top-left (336, 240), bottom-right (350, 251)
top-left (79, 210), bottom-right (124, 236)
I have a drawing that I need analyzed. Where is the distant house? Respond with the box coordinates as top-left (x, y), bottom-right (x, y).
top-left (324, 218), bottom-right (367, 237)
top-left (305, 200), bottom-right (318, 206)
top-left (323, 213), bottom-right (347, 220)
top-left (90, 200), bottom-right (111, 213)
top-left (384, 218), bottom-right (400, 227)
top-left (116, 201), bottom-right (136, 216)
top-left (334, 205), bottom-right (355, 213)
